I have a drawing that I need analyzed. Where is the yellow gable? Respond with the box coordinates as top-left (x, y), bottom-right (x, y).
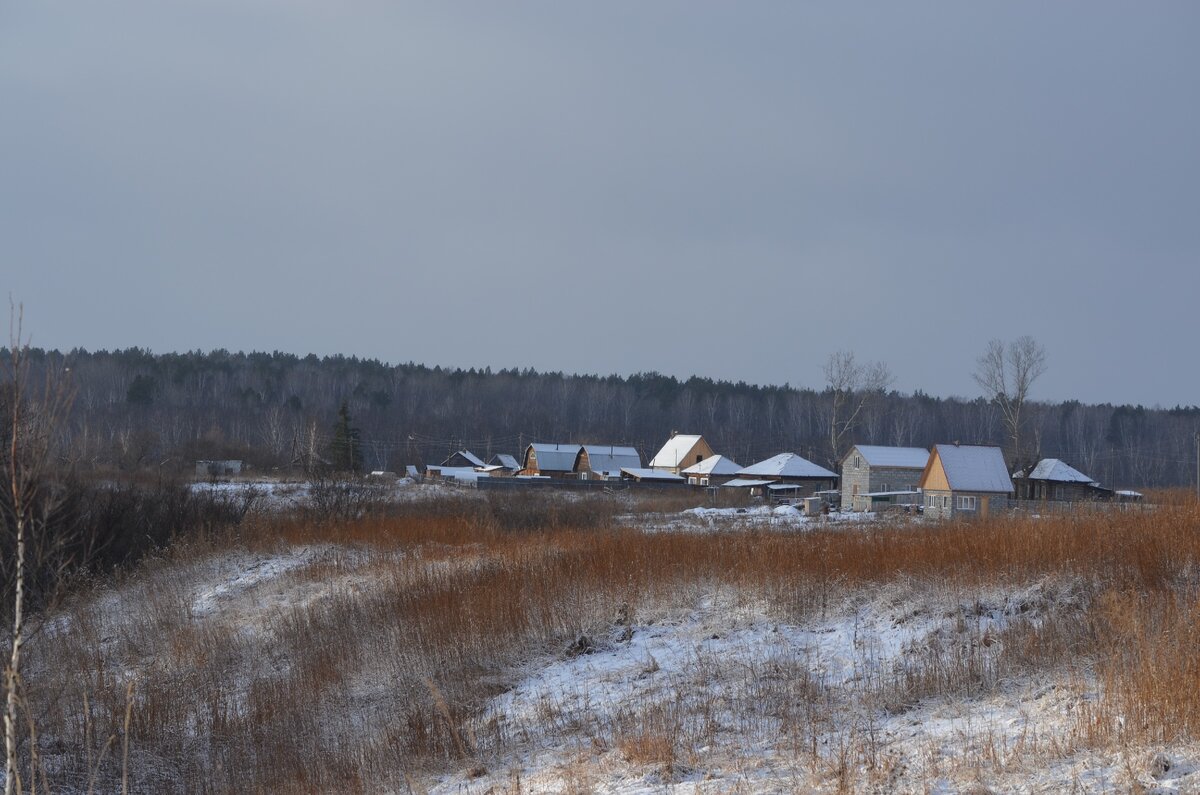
top-left (920, 448), bottom-right (950, 491)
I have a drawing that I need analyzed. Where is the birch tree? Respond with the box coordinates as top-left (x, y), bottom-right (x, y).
top-left (2, 309), bottom-right (73, 795)
top-left (972, 336), bottom-right (1047, 466)
top-left (824, 351), bottom-right (893, 465)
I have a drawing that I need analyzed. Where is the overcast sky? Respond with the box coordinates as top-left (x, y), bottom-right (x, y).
top-left (2, 3), bottom-right (1198, 406)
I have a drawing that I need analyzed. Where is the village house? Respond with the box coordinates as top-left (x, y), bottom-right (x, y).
top-left (1012, 458), bottom-right (1110, 502)
top-left (840, 445), bottom-right (930, 511)
top-left (439, 450), bottom-right (485, 468)
top-left (649, 433), bottom-right (715, 475)
top-left (574, 445), bottom-right (643, 480)
top-left (725, 453), bottom-right (839, 497)
top-left (919, 444), bottom-right (1013, 519)
top-left (680, 454), bottom-right (742, 486)
top-left (520, 443), bottom-right (581, 478)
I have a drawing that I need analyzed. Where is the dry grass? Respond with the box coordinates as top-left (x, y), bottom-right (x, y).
top-left (10, 498), bottom-right (1200, 792)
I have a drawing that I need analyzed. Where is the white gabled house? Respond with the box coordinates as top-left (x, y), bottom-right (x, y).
top-left (649, 433), bottom-right (715, 475)
top-left (919, 444), bottom-right (1013, 519)
top-left (680, 454), bottom-right (742, 486)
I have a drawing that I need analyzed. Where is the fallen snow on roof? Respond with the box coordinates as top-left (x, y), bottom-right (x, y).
top-left (721, 478), bottom-right (776, 488)
top-left (1027, 459), bottom-right (1097, 484)
top-left (739, 453), bottom-right (838, 479)
top-left (441, 449), bottom-right (485, 467)
top-left (490, 453), bottom-right (521, 470)
top-left (681, 454), bottom-right (742, 475)
top-left (849, 445), bottom-right (930, 469)
top-left (620, 467), bottom-right (684, 481)
top-left (932, 445), bottom-right (1014, 493)
top-left (649, 434), bottom-right (704, 468)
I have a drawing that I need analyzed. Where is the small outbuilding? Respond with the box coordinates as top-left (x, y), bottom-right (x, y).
top-left (620, 468), bottom-right (686, 484)
top-left (649, 433), bottom-right (715, 475)
top-left (840, 445), bottom-right (930, 511)
top-left (919, 444), bottom-right (1013, 519)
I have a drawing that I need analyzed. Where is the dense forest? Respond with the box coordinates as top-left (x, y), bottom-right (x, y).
top-left (9, 347), bottom-right (1200, 488)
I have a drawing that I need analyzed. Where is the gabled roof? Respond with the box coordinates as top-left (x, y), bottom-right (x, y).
top-left (846, 445), bottom-right (930, 469)
top-left (1025, 459), bottom-right (1097, 485)
top-left (525, 443), bottom-right (580, 472)
top-left (649, 434), bottom-right (704, 468)
top-left (681, 454), bottom-right (742, 476)
top-left (621, 467), bottom-right (685, 482)
top-left (580, 445), bottom-right (642, 475)
top-left (441, 449), bottom-right (485, 467)
top-left (929, 444), bottom-right (1013, 493)
top-left (739, 453), bottom-right (838, 480)
top-left (489, 453), bottom-right (521, 470)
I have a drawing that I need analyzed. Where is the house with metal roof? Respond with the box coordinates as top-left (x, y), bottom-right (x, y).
top-left (729, 453), bottom-right (838, 497)
top-left (520, 443), bottom-right (582, 478)
top-left (919, 444), bottom-right (1013, 519)
top-left (575, 445), bottom-right (643, 480)
top-left (620, 467), bottom-right (686, 484)
top-left (681, 454), bottom-right (742, 486)
top-left (440, 450), bottom-right (485, 469)
top-left (1012, 458), bottom-right (1110, 502)
top-left (649, 433), bottom-right (715, 475)
top-left (840, 445), bottom-right (930, 511)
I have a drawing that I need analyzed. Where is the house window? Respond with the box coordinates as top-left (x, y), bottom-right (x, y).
top-left (688, 476), bottom-right (698, 485)
top-left (579, 472), bottom-right (589, 481)
top-left (696, 454), bottom-right (703, 464)
top-left (879, 482), bottom-right (889, 493)
top-left (942, 495), bottom-right (950, 508)
top-left (956, 495), bottom-right (977, 511)
top-left (853, 455), bottom-right (862, 468)
top-left (1055, 486), bottom-right (1064, 500)
top-left (701, 477), bottom-right (709, 486)
top-left (928, 494), bottom-right (937, 507)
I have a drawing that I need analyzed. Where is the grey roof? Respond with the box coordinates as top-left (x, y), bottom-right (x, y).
top-left (489, 453), bottom-right (521, 470)
top-left (721, 478), bottom-right (777, 488)
top-left (580, 445), bottom-right (642, 475)
top-left (847, 445), bottom-right (930, 469)
top-left (526, 443), bottom-right (581, 472)
top-left (441, 449), bottom-right (485, 467)
top-left (739, 453), bottom-right (838, 480)
top-left (620, 467), bottom-right (685, 482)
top-left (649, 434), bottom-right (704, 467)
top-left (681, 454), bottom-right (742, 476)
top-left (1026, 458), bottom-right (1097, 484)
top-left (931, 445), bottom-right (1013, 493)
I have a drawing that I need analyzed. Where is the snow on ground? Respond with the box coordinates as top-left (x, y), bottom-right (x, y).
top-left (435, 580), bottom-right (1200, 794)
top-left (633, 505), bottom-right (897, 533)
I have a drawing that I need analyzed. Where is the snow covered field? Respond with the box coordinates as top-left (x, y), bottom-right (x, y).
top-left (16, 502), bottom-right (1200, 793)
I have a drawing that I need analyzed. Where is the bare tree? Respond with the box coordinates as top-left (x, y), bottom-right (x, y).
top-left (2, 307), bottom-right (73, 795)
top-left (824, 351), bottom-right (893, 465)
top-left (972, 336), bottom-right (1047, 466)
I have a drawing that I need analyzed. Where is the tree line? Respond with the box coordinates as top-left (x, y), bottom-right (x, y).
top-left (4, 345), bottom-right (1198, 488)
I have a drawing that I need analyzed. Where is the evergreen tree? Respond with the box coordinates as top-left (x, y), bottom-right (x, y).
top-left (329, 401), bottom-right (362, 472)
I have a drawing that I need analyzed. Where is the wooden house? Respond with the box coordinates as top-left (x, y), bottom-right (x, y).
top-left (1012, 459), bottom-right (1109, 502)
top-left (840, 445), bottom-right (929, 511)
top-left (649, 433), bottom-right (715, 475)
top-left (919, 444), bottom-right (1013, 519)
top-left (477, 453), bottom-right (521, 477)
top-left (730, 453), bottom-right (838, 497)
top-left (520, 443), bottom-right (582, 478)
top-left (440, 450), bottom-right (485, 468)
top-left (574, 445), bottom-right (643, 480)
top-left (680, 454), bottom-right (742, 486)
